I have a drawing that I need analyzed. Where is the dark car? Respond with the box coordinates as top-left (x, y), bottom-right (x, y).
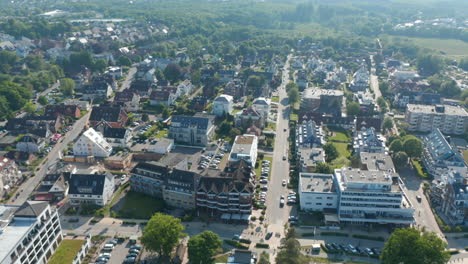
top-left (265, 232), bottom-right (273, 240)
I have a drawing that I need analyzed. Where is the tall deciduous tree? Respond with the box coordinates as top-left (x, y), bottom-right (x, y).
top-left (389, 139), bottom-right (404, 153)
top-left (276, 228), bottom-right (307, 264)
top-left (288, 85), bottom-right (300, 106)
top-left (392, 151), bottom-right (408, 168)
top-left (346, 101), bottom-right (360, 117)
top-left (323, 143), bottom-right (339, 162)
top-left (164, 63), bottom-right (182, 83)
top-left (141, 213), bottom-right (185, 260)
top-left (382, 228), bottom-right (449, 264)
top-left (187, 231), bottom-right (221, 264)
top-left (383, 117), bottom-right (393, 132)
top-left (258, 252), bottom-right (270, 264)
top-left (313, 162), bottom-right (332, 174)
top-left (403, 135), bottom-right (423, 158)
top-left (60, 78), bottom-right (75, 96)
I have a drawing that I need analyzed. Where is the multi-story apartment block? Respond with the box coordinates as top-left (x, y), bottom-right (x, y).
top-left (422, 129), bottom-right (467, 178)
top-left (169, 115), bottom-right (215, 146)
top-left (73, 128), bottom-right (113, 158)
top-left (299, 173), bottom-right (339, 211)
top-left (301, 88), bottom-right (343, 114)
top-left (68, 173), bottom-right (115, 206)
top-left (441, 178), bottom-right (468, 226)
top-left (0, 201), bottom-right (62, 264)
top-left (295, 120), bottom-right (324, 149)
top-left (252, 97), bottom-right (271, 121)
top-left (163, 169), bottom-right (199, 210)
top-left (334, 168), bottom-right (414, 225)
top-left (228, 135), bottom-right (258, 166)
top-left (130, 162), bottom-right (170, 197)
top-left (353, 127), bottom-right (386, 155)
top-left (405, 104), bottom-right (468, 135)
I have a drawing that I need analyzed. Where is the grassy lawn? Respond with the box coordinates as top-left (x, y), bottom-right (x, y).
top-left (271, 96), bottom-right (279, 103)
top-left (155, 129), bottom-right (168, 138)
top-left (412, 160), bottom-right (429, 179)
top-left (383, 35), bottom-right (468, 59)
top-left (290, 113), bottom-right (298, 121)
top-left (49, 239), bottom-right (85, 264)
top-left (214, 253), bottom-right (229, 263)
top-left (267, 122), bottom-right (277, 131)
top-left (463, 150), bottom-right (468, 165)
top-left (114, 191), bottom-right (165, 219)
top-left (327, 126), bottom-right (350, 142)
top-left (255, 156), bottom-right (273, 180)
top-left (332, 142), bottom-right (350, 158)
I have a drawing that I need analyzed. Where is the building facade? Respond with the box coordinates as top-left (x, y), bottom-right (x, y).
top-left (228, 135), bottom-right (258, 166)
top-left (68, 173), bottom-right (115, 206)
top-left (169, 115), bottom-right (215, 146)
top-left (299, 173), bottom-right (339, 211)
top-left (212, 94), bottom-right (234, 117)
top-left (406, 104), bottom-right (468, 135)
top-left (73, 128), bottom-right (113, 158)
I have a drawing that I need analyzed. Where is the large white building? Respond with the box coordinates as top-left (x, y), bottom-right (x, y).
top-left (212, 94), bottom-right (234, 117)
top-left (405, 104), bottom-right (468, 135)
top-left (252, 97), bottom-right (271, 121)
top-left (68, 173), bottom-right (115, 206)
top-left (0, 201), bottom-right (62, 264)
top-left (299, 173), bottom-right (339, 211)
top-left (73, 128), bottom-right (113, 158)
top-left (335, 168), bottom-right (415, 225)
top-left (228, 135), bottom-right (258, 166)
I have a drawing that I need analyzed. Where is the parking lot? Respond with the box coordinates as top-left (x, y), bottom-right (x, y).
top-left (93, 238), bottom-right (143, 264)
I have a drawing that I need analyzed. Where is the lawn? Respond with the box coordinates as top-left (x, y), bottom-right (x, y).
top-left (267, 122), bottom-right (277, 131)
top-left (255, 156), bottom-right (273, 180)
top-left (327, 126), bottom-right (350, 142)
top-left (49, 239), bottom-right (85, 264)
top-left (332, 142), bottom-right (350, 158)
top-left (463, 150), bottom-right (468, 165)
top-left (114, 191), bottom-right (165, 219)
top-left (383, 35), bottom-right (468, 59)
top-left (271, 96), bottom-right (279, 103)
top-left (290, 113), bottom-right (298, 121)
top-left (412, 160), bottom-right (429, 179)
top-left (214, 253), bottom-right (229, 263)
top-left (155, 129), bottom-right (168, 138)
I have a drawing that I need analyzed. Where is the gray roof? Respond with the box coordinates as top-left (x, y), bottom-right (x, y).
top-left (171, 115), bottom-right (213, 130)
top-left (15, 201), bottom-right (48, 218)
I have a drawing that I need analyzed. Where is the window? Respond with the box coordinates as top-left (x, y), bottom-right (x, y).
top-left (327, 197), bottom-right (334, 200)
top-left (326, 203), bottom-right (333, 206)
top-left (316, 197), bottom-right (322, 200)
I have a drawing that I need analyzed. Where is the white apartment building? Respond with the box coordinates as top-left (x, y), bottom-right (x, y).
top-left (252, 97), bottom-right (271, 121)
top-left (353, 127), bottom-right (386, 155)
top-left (73, 128), bottom-right (113, 158)
top-left (335, 168), bottom-right (415, 225)
top-left (0, 201), bottom-right (62, 264)
top-left (406, 104), bottom-right (468, 135)
top-left (212, 94), bottom-right (234, 117)
top-left (228, 135), bottom-right (258, 166)
top-left (68, 173), bottom-right (115, 206)
top-left (299, 173), bottom-right (339, 211)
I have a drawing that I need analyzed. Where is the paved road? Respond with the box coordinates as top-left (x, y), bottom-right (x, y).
top-left (119, 66), bottom-right (137, 93)
top-left (8, 112), bottom-right (90, 206)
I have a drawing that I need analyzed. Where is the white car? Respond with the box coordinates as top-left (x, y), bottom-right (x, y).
top-left (282, 180), bottom-right (287, 186)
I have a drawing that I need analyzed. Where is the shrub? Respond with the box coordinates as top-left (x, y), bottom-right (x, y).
top-left (250, 216), bottom-right (257, 221)
top-left (224, 240), bottom-right (249, 249)
top-left (255, 243), bottom-right (269, 248)
top-left (239, 238), bottom-right (252, 244)
top-left (302, 233), bottom-right (315, 237)
top-left (259, 216), bottom-right (265, 221)
top-left (65, 207), bottom-right (77, 215)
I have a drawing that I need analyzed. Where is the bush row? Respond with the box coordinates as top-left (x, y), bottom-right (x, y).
top-left (320, 232), bottom-right (349, 237)
top-left (224, 240), bottom-right (249, 250)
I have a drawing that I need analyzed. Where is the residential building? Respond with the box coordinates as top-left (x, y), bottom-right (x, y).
top-left (89, 106), bottom-right (128, 128)
top-left (441, 178), bottom-right (468, 226)
top-left (252, 97), bottom-right (271, 121)
top-left (213, 94), bottom-right (234, 117)
top-left (299, 173), bottom-right (338, 211)
top-left (354, 91), bottom-right (375, 113)
top-left (129, 79), bottom-right (154, 97)
top-left (228, 135), bottom-right (258, 166)
top-left (301, 88), bottom-right (343, 115)
top-left (0, 157), bottom-right (21, 198)
top-left (68, 173), bottom-right (115, 206)
top-left (73, 128), bottom-right (113, 158)
top-left (149, 90), bottom-right (177, 106)
top-left (64, 100), bottom-right (91, 111)
top-left (0, 201), bottom-right (62, 264)
top-left (353, 127), bottom-right (386, 155)
top-left (422, 129), bottom-right (467, 178)
top-left (226, 250), bottom-right (255, 264)
top-left (360, 152), bottom-right (396, 173)
top-left (7, 116), bottom-right (61, 135)
top-left (102, 126), bottom-right (131, 148)
top-left (296, 120), bottom-right (324, 149)
top-left (235, 107), bottom-right (264, 129)
top-left (34, 173), bottom-right (68, 202)
top-left (130, 162), bottom-right (170, 197)
top-left (45, 105), bottom-right (81, 119)
top-left (176, 80), bottom-right (194, 96)
top-left (148, 138), bottom-right (174, 154)
top-left (224, 79), bottom-right (244, 99)
top-left (297, 148), bottom-right (325, 172)
top-left (169, 115), bottom-right (215, 146)
top-left (349, 65), bottom-right (369, 92)
top-left (218, 70), bottom-right (236, 84)
top-left (393, 91), bottom-right (441, 108)
top-left (335, 168), bottom-right (414, 225)
top-left (189, 96), bottom-right (209, 111)
top-left (196, 161), bottom-right (255, 217)
top-left (105, 66), bottom-right (123, 79)
top-left (80, 76), bottom-right (113, 100)
top-left (16, 134), bottom-right (45, 153)
top-left (113, 89), bottom-right (140, 112)
top-left (163, 169), bottom-right (199, 210)
top-left (405, 104), bottom-right (468, 135)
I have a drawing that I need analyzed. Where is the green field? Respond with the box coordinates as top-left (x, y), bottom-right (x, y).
top-left (49, 239), bottom-right (85, 264)
top-left (327, 126), bottom-right (351, 142)
top-left (384, 35), bottom-right (468, 59)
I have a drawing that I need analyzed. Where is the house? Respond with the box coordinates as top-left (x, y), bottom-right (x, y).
top-left (149, 90), bottom-right (176, 106)
top-left (148, 138), bottom-right (174, 154)
top-left (0, 201), bottom-right (62, 264)
top-left (189, 96), bottom-right (209, 111)
top-left (176, 80), bottom-right (194, 96)
top-left (73, 128), bottom-right (113, 158)
top-left (81, 76), bottom-right (113, 100)
top-left (130, 162), bottom-right (170, 197)
top-left (7, 115), bottom-right (62, 135)
top-left (296, 120), bottom-right (324, 149)
top-left (422, 129), bottom-right (467, 178)
top-left (64, 99), bottom-right (91, 111)
top-left (224, 79), bottom-right (244, 99)
top-left (349, 65), bottom-right (369, 92)
top-left (301, 88), bottom-right (343, 115)
top-left (252, 97), bottom-right (271, 121)
top-left (235, 107), bottom-right (264, 129)
top-left (68, 173), bottom-right (115, 206)
top-left (35, 173), bottom-right (68, 201)
top-left (213, 94), bottom-right (234, 117)
top-left (226, 250), bottom-right (256, 264)
top-left (45, 104), bottom-right (81, 118)
top-left (114, 89), bottom-right (140, 112)
top-left (406, 104), bottom-right (468, 135)
top-left (169, 115), bottom-right (215, 146)
top-left (393, 91), bottom-right (441, 108)
top-left (105, 66), bottom-right (123, 79)
top-left (16, 134), bottom-right (46, 153)
top-left (89, 106), bottom-right (128, 128)
top-left (218, 70), bottom-right (236, 83)
top-left (228, 135), bottom-right (258, 166)
top-left (0, 156), bottom-right (21, 197)
top-left (102, 126), bottom-right (131, 148)
top-left (130, 79), bottom-right (154, 97)
top-left (163, 169), bottom-right (199, 210)
top-left (354, 91), bottom-right (375, 113)
top-left (353, 127), bottom-right (386, 155)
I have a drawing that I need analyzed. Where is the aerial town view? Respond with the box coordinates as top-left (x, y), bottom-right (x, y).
top-left (0, 0), bottom-right (467, 263)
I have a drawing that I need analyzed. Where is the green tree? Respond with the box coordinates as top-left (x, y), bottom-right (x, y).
top-left (60, 78), bottom-right (75, 96)
top-left (313, 162), bottom-right (332, 174)
top-left (92, 58), bottom-right (108, 73)
top-left (276, 228), bottom-right (307, 264)
top-left (392, 151), bottom-right (408, 168)
top-left (192, 57), bottom-right (203, 70)
top-left (164, 63), bottom-right (182, 83)
top-left (288, 85), bottom-right (300, 106)
top-left (258, 252), bottom-right (270, 264)
top-left (141, 113), bottom-right (149, 122)
top-left (382, 228), bottom-right (449, 264)
top-left (417, 54), bottom-right (444, 76)
top-left (323, 143), bottom-right (339, 162)
top-left (383, 117), bottom-right (393, 132)
top-left (37, 95), bottom-right (48, 106)
top-left (141, 213), bottom-right (185, 260)
top-left (187, 231), bottom-right (221, 264)
top-left (403, 135), bottom-right (423, 158)
top-left (346, 102), bottom-right (360, 117)
top-left (389, 139), bottom-right (404, 153)
top-left (191, 70), bottom-right (201, 86)
top-left (23, 101), bottom-right (36, 113)
top-left (118, 56), bottom-right (132, 67)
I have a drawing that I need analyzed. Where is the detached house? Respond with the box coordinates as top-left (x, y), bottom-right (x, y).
top-left (235, 107), bottom-right (264, 129)
top-left (150, 90), bottom-right (176, 106)
top-left (213, 94), bottom-right (233, 117)
top-left (68, 173), bottom-right (115, 206)
top-left (130, 79), bottom-right (154, 97)
top-left (89, 106), bottom-right (128, 128)
top-left (114, 89), bottom-right (140, 112)
top-left (102, 126), bottom-right (131, 148)
top-left (16, 134), bottom-right (46, 153)
top-left (81, 76), bottom-right (113, 100)
top-left (73, 128), bottom-right (113, 158)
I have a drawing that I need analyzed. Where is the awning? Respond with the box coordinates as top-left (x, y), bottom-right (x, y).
top-left (231, 214), bottom-right (241, 220)
top-left (324, 214), bottom-right (340, 223)
top-left (34, 193), bottom-right (54, 201)
top-left (221, 213), bottom-right (231, 220)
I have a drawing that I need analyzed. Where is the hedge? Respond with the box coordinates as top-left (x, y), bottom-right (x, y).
top-left (239, 238), bottom-right (252, 244)
top-left (302, 233), bottom-right (315, 237)
top-left (352, 234), bottom-right (385, 241)
top-left (255, 243), bottom-right (269, 249)
top-left (320, 232), bottom-right (349, 237)
top-left (224, 240), bottom-right (249, 249)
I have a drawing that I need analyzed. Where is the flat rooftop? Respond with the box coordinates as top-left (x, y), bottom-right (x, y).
top-left (407, 104), bottom-right (468, 116)
top-left (0, 206), bottom-right (35, 262)
top-left (300, 173), bottom-right (336, 193)
top-left (303, 88), bottom-right (343, 99)
top-left (360, 152), bottom-right (395, 172)
top-left (337, 168), bottom-right (397, 184)
top-left (231, 135), bottom-right (256, 154)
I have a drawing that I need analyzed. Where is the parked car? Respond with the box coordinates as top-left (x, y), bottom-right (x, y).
top-left (265, 232), bottom-right (273, 240)
top-left (282, 179), bottom-right (287, 186)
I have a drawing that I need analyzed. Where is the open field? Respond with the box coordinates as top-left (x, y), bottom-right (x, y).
top-left (49, 239), bottom-right (85, 264)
